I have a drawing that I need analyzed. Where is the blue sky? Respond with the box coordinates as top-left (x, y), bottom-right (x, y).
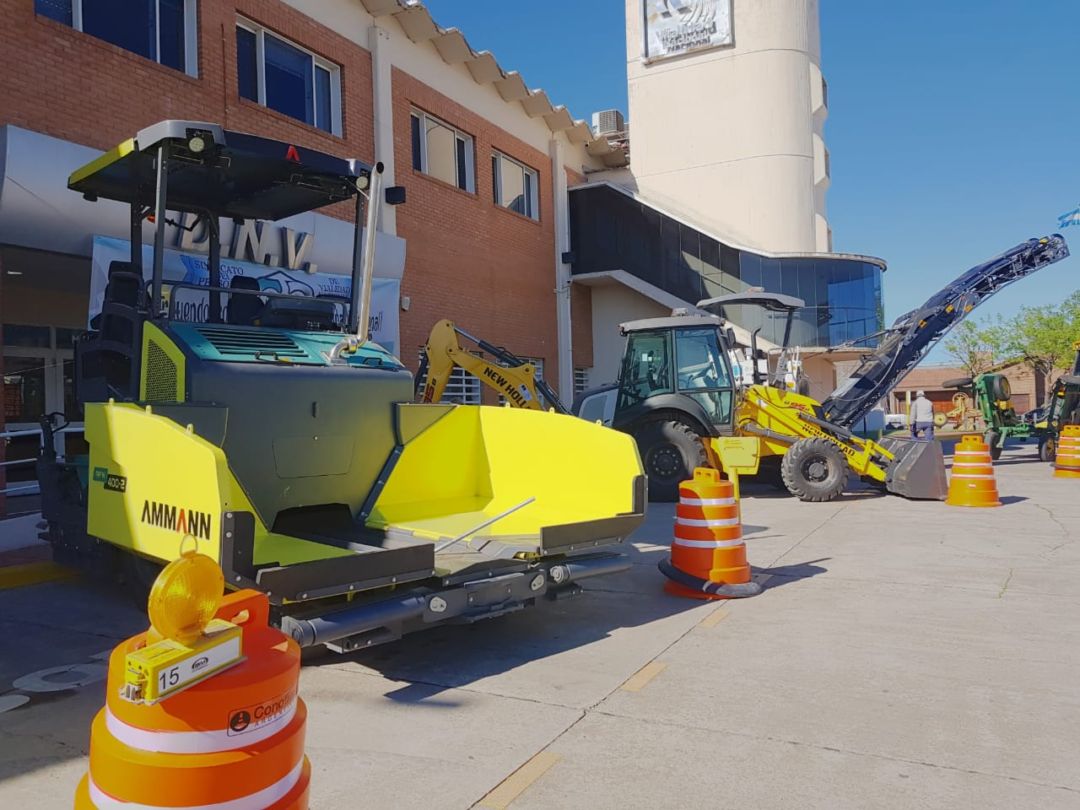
top-left (422, 0), bottom-right (1080, 340)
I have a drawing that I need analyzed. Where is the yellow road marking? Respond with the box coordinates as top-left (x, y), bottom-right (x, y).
top-left (698, 607), bottom-right (730, 628)
top-left (621, 660), bottom-right (667, 692)
top-left (0, 562), bottom-right (76, 591)
top-left (477, 751), bottom-right (561, 809)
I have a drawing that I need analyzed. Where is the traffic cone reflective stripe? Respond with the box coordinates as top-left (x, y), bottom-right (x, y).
top-left (660, 467), bottom-right (760, 600)
top-left (674, 516), bottom-right (741, 527)
top-left (75, 590), bottom-right (311, 810)
top-left (678, 496), bottom-right (736, 507)
top-left (85, 758), bottom-right (309, 810)
top-left (103, 695), bottom-right (297, 753)
top-left (1054, 426), bottom-right (1080, 478)
top-left (82, 705), bottom-right (307, 807)
top-left (946, 435), bottom-right (1001, 507)
top-left (672, 536), bottom-right (745, 549)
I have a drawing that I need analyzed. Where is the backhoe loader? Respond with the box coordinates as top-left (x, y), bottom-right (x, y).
top-left (575, 236), bottom-right (1069, 501)
top-left (36, 120), bottom-right (645, 652)
top-left (417, 319), bottom-right (567, 413)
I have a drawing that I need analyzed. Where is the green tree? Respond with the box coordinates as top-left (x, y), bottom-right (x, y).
top-left (943, 320), bottom-right (1002, 379)
top-left (995, 292), bottom-right (1080, 398)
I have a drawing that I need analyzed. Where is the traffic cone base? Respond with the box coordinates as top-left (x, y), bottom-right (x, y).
top-left (946, 435), bottom-right (1001, 507)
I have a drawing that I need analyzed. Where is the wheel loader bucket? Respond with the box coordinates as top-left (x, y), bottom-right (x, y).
top-left (366, 404), bottom-right (646, 559)
top-left (878, 437), bottom-right (948, 500)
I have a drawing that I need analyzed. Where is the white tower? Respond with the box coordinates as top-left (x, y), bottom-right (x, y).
top-left (624, 0), bottom-right (830, 253)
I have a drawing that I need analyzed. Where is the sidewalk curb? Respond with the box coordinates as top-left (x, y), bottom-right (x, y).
top-left (0, 561), bottom-right (77, 590)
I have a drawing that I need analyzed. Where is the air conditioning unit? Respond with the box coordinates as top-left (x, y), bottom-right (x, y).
top-left (591, 109), bottom-right (625, 136)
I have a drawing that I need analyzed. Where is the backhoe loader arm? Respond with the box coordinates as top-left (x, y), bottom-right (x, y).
top-left (821, 235), bottom-right (1070, 427)
top-left (417, 320), bottom-right (569, 413)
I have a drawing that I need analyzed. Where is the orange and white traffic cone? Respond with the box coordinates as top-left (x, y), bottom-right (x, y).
top-left (945, 434), bottom-right (1001, 507)
top-left (658, 467), bottom-right (761, 599)
top-left (74, 588), bottom-right (311, 809)
top-left (1053, 425), bottom-right (1080, 478)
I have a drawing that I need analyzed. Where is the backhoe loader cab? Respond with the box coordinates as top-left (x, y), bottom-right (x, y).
top-left (574, 292), bottom-right (802, 500)
top-left (37, 121), bottom-right (646, 652)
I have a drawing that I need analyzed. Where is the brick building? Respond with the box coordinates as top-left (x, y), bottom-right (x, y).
top-left (0, 0), bottom-right (628, 511)
top-left (891, 361), bottom-right (1051, 418)
top-left (0, 0), bottom-right (886, 513)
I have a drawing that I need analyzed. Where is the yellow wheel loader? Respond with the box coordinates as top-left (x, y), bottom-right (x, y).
top-left (574, 235), bottom-right (1068, 501)
top-left (36, 121), bottom-right (645, 652)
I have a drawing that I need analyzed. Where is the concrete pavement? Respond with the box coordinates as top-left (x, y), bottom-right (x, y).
top-left (1, 443), bottom-right (1078, 808)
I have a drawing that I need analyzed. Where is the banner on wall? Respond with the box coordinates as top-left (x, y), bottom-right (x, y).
top-left (89, 236), bottom-right (401, 357)
top-left (642, 0), bottom-right (733, 62)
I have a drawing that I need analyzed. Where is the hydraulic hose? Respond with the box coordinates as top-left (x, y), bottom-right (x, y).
top-left (657, 557), bottom-right (762, 598)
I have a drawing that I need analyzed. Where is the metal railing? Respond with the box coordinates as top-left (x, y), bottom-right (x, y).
top-left (1, 425), bottom-right (84, 496)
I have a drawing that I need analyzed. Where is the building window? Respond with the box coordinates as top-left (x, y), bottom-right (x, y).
top-left (492, 152), bottom-right (538, 220)
top-left (415, 350), bottom-right (481, 404)
top-left (236, 20), bottom-right (341, 136)
top-left (410, 110), bottom-right (475, 192)
top-left (574, 368), bottom-right (590, 395)
top-left (35, 0), bottom-right (198, 76)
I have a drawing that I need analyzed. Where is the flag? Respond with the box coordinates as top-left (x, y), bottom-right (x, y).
top-left (1059, 206), bottom-right (1080, 229)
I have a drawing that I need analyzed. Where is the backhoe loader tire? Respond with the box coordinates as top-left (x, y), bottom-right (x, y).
top-left (1040, 436), bottom-right (1055, 463)
top-left (986, 430), bottom-right (1003, 461)
top-left (634, 418), bottom-right (708, 502)
top-left (780, 438), bottom-right (848, 502)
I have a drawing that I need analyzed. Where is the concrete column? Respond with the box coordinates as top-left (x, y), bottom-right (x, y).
top-left (549, 137), bottom-right (573, 399)
top-left (368, 24), bottom-right (396, 236)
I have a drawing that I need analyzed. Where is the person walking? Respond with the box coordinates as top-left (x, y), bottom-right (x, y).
top-left (911, 390), bottom-right (935, 441)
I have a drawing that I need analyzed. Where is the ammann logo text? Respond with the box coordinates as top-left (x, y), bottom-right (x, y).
top-left (141, 500), bottom-right (212, 541)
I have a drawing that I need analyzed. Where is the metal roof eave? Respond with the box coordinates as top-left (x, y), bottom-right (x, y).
top-left (359, 0), bottom-right (618, 165)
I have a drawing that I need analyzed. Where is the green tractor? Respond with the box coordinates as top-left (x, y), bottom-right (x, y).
top-left (1039, 346), bottom-right (1080, 463)
top-left (943, 373), bottom-right (1046, 460)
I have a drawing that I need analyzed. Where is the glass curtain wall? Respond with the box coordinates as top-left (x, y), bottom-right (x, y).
top-left (568, 185), bottom-right (884, 347)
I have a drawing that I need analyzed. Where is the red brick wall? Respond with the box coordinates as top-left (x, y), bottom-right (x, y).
top-left (0, 0), bottom-right (373, 201)
top-left (0, 1), bottom-right (594, 405)
top-left (392, 67), bottom-right (562, 399)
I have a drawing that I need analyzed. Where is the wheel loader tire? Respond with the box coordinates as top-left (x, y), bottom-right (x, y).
top-left (634, 418), bottom-right (709, 502)
top-left (780, 438), bottom-right (848, 502)
top-left (986, 430), bottom-right (1003, 461)
top-left (1040, 436), bottom-right (1055, 463)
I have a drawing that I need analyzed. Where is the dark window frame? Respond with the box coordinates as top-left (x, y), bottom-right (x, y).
top-left (34, 0), bottom-right (198, 76)
top-left (235, 18), bottom-right (342, 136)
